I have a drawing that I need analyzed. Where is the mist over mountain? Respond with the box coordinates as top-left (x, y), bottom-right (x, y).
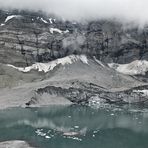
top-left (1, 1), bottom-right (148, 148)
top-left (0, 7), bottom-right (147, 108)
top-left (0, 1), bottom-right (147, 109)
top-left (0, 0), bottom-right (148, 27)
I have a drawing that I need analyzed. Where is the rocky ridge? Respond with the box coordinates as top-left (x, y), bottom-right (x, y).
top-left (0, 9), bottom-right (148, 66)
top-left (0, 9), bottom-right (148, 108)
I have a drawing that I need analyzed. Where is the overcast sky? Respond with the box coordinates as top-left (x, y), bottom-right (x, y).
top-left (0, 0), bottom-right (148, 26)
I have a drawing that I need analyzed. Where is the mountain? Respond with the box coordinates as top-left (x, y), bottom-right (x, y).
top-left (0, 9), bottom-right (148, 65)
top-left (0, 9), bottom-right (148, 108)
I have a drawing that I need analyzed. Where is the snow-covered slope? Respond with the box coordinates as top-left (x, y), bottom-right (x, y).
top-left (133, 90), bottom-right (148, 97)
top-left (108, 60), bottom-right (148, 75)
top-left (5, 15), bottom-right (21, 23)
top-left (7, 55), bottom-right (88, 73)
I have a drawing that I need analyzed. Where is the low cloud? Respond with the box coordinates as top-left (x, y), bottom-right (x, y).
top-left (0, 0), bottom-right (148, 26)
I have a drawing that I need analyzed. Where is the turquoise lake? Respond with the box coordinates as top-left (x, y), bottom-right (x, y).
top-left (0, 105), bottom-right (148, 148)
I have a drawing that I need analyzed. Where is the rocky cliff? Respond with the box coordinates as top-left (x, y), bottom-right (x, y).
top-left (0, 9), bottom-right (148, 108)
top-left (0, 9), bottom-right (148, 66)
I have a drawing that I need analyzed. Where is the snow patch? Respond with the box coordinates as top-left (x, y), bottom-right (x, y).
top-left (50, 28), bottom-right (62, 34)
top-left (79, 55), bottom-right (88, 64)
top-left (133, 90), bottom-right (148, 96)
top-left (108, 60), bottom-right (148, 75)
top-left (41, 18), bottom-right (48, 24)
top-left (7, 55), bottom-right (88, 73)
top-left (63, 30), bottom-right (69, 34)
top-left (0, 24), bottom-right (5, 26)
top-left (93, 56), bottom-right (105, 67)
top-left (50, 28), bottom-right (69, 34)
top-left (5, 15), bottom-right (21, 23)
top-left (134, 90), bottom-right (148, 95)
top-left (49, 18), bottom-right (53, 24)
top-left (72, 22), bottom-right (77, 25)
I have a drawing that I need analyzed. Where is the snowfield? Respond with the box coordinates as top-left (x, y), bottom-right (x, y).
top-left (5, 15), bottom-right (22, 23)
top-left (108, 60), bottom-right (148, 75)
top-left (7, 55), bottom-right (88, 73)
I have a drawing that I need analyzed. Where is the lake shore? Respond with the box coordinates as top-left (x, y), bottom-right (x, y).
top-left (0, 140), bottom-right (34, 148)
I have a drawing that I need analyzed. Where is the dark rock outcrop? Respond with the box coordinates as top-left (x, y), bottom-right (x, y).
top-left (30, 85), bottom-right (148, 106)
top-left (0, 9), bottom-right (148, 67)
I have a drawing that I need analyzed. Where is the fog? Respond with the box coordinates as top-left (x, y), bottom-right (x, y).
top-left (0, 0), bottom-right (148, 26)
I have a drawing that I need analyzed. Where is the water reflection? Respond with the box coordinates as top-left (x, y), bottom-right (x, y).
top-left (0, 105), bottom-right (148, 148)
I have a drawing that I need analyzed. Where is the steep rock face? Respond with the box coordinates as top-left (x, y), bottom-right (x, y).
top-left (0, 9), bottom-right (148, 67)
top-left (30, 84), bottom-right (148, 106)
top-left (1, 9), bottom-right (148, 107)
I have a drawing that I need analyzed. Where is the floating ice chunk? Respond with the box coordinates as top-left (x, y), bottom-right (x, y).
top-left (5, 15), bottom-right (21, 23)
top-left (79, 55), bottom-right (88, 64)
top-left (66, 136), bottom-right (82, 141)
top-left (45, 136), bottom-right (51, 139)
top-left (35, 129), bottom-right (46, 137)
top-left (40, 133), bottom-right (46, 136)
top-left (93, 134), bottom-right (95, 137)
top-left (63, 132), bottom-right (79, 136)
top-left (71, 137), bottom-right (82, 141)
top-left (93, 130), bottom-right (100, 134)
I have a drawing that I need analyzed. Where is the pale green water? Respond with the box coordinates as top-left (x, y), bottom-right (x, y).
top-left (0, 105), bottom-right (148, 148)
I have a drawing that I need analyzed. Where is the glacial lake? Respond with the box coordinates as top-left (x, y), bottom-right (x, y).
top-left (0, 105), bottom-right (148, 148)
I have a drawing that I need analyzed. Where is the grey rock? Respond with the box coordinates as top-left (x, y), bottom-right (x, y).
top-left (0, 9), bottom-right (148, 66)
top-left (0, 9), bottom-right (148, 107)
